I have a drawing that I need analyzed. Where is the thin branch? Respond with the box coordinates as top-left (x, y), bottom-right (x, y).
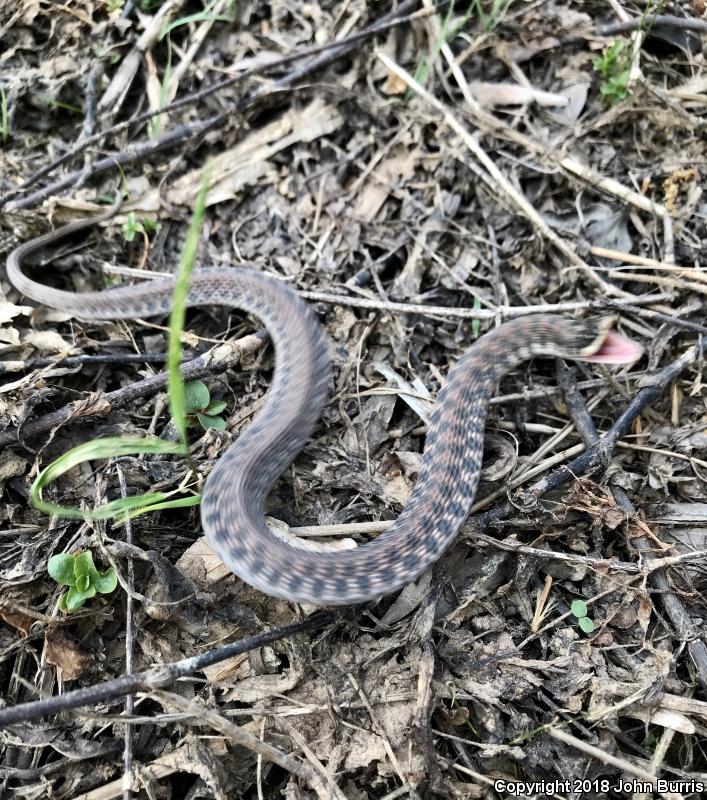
top-left (300, 289), bottom-right (672, 319)
top-left (2, 0), bottom-right (431, 211)
top-left (0, 613), bottom-right (335, 726)
top-left (150, 690), bottom-right (339, 800)
top-left (375, 50), bottom-right (632, 298)
top-left (0, 333), bottom-right (266, 449)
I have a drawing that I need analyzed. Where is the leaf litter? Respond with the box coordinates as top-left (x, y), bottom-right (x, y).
top-left (0, 2), bottom-right (706, 798)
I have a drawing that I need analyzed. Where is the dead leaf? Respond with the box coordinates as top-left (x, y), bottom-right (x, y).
top-left (353, 150), bottom-right (417, 222)
top-left (45, 629), bottom-right (93, 681)
top-left (24, 330), bottom-right (75, 355)
top-left (0, 604), bottom-right (33, 636)
top-left (470, 81), bottom-right (568, 109)
top-left (381, 70), bottom-right (407, 96)
top-left (0, 451), bottom-right (27, 489)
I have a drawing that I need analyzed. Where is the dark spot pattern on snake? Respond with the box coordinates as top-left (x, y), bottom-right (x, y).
top-left (6, 207), bottom-right (643, 606)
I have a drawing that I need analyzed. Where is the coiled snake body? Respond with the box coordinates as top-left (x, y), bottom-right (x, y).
top-left (7, 206), bottom-right (643, 605)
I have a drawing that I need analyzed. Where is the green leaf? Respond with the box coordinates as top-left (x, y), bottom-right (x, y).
top-left (72, 551), bottom-right (116, 595)
top-left (578, 616), bottom-right (596, 634)
top-left (595, 40), bottom-right (626, 77)
top-left (92, 567), bottom-right (118, 594)
top-left (197, 413), bottom-right (226, 431)
top-left (120, 494), bottom-right (201, 521)
top-left (73, 551), bottom-right (97, 579)
top-left (570, 600), bottom-right (588, 619)
top-left (64, 584), bottom-right (96, 612)
top-left (184, 380), bottom-right (210, 412)
top-left (49, 550), bottom-right (117, 611)
top-left (160, 5), bottom-right (231, 39)
top-left (48, 554), bottom-right (78, 586)
top-left (122, 211), bottom-right (144, 243)
top-left (94, 492), bottom-right (169, 518)
top-left (205, 400), bottom-right (227, 415)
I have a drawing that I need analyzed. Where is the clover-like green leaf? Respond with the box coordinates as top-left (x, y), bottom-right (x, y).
top-left (570, 600), bottom-right (588, 619)
top-left (61, 585), bottom-right (97, 612)
top-left (205, 400), bottom-right (227, 415)
top-left (73, 551), bottom-right (98, 580)
top-left (48, 554), bottom-right (77, 586)
top-left (578, 617), bottom-right (596, 634)
top-left (197, 413), bottom-right (226, 431)
top-left (122, 211), bottom-right (145, 243)
top-left (184, 380), bottom-right (210, 413)
top-left (92, 566), bottom-right (118, 594)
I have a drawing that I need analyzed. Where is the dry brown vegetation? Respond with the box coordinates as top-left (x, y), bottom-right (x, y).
top-left (1, 1), bottom-right (707, 798)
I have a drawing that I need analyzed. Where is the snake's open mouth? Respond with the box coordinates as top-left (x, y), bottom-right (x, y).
top-left (584, 329), bottom-right (645, 364)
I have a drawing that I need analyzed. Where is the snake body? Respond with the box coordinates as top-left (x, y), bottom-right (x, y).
top-left (7, 206), bottom-right (642, 605)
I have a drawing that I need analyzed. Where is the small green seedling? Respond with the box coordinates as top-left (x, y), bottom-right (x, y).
top-left (570, 599), bottom-right (595, 634)
top-left (30, 170), bottom-right (211, 525)
top-left (121, 211), bottom-right (158, 243)
top-left (48, 551), bottom-right (118, 612)
top-left (593, 41), bottom-right (631, 105)
top-left (184, 380), bottom-right (227, 432)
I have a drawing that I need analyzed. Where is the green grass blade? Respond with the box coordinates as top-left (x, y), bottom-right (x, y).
top-left (31, 172), bottom-right (213, 525)
top-left (161, 8), bottom-right (232, 40)
top-left (168, 163), bottom-right (213, 444)
top-left (121, 494), bottom-right (202, 522)
top-left (30, 436), bottom-right (187, 520)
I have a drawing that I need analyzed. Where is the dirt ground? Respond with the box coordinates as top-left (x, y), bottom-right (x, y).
top-left (1, 1), bottom-right (707, 798)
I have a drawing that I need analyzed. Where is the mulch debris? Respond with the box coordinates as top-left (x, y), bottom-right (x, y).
top-left (1, 2), bottom-right (706, 798)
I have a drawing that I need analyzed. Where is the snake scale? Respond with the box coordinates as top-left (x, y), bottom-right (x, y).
top-left (7, 204), bottom-right (644, 605)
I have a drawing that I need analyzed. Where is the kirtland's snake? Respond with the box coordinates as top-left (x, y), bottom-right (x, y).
top-left (7, 203), bottom-right (644, 605)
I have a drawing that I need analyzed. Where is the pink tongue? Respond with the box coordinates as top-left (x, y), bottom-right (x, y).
top-left (584, 330), bottom-right (645, 364)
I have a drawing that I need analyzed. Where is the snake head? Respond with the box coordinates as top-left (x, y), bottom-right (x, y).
top-left (567, 314), bottom-right (645, 364)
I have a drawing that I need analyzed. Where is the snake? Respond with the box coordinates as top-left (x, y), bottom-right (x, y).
top-left (7, 202), bottom-right (644, 605)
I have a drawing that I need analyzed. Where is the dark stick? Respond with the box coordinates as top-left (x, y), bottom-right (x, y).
top-left (559, 356), bottom-right (707, 691)
top-left (605, 302), bottom-right (707, 337)
top-left (0, 352), bottom-right (182, 375)
top-left (516, 14), bottom-right (707, 62)
top-left (597, 14), bottom-right (707, 36)
top-left (0, 332), bottom-right (267, 448)
top-left (1, 0), bottom-right (428, 211)
top-left (0, 612), bottom-right (335, 726)
top-left (4, 116), bottom-right (225, 212)
top-left (1, 342), bottom-right (703, 726)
